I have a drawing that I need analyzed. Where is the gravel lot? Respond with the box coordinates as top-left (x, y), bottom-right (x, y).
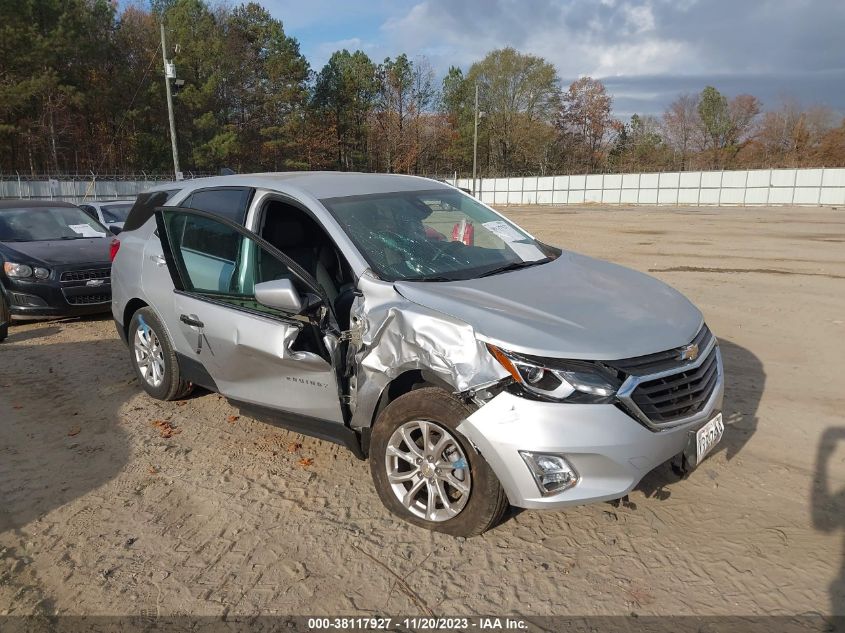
top-left (1, 205), bottom-right (843, 619)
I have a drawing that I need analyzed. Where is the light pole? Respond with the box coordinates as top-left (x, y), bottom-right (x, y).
top-left (472, 83), bottom-right (479, 197)
top-left (160, 22), bottom-right (182, 181)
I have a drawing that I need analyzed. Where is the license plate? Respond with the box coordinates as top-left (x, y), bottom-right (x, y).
top-left (695, 413), bottom-right (724, 465)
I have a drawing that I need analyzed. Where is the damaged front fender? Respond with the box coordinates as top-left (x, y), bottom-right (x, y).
top-left (347, 273), bottom-right (509, 429)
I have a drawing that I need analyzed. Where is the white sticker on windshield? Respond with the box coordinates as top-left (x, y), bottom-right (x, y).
top-left (68, 224), bottom-right (106, 238)
top-left (482, 220), bottom-right (545, 260)
top-left (509, 241), bottom-right (545, 260)
top-left (482, 220), bottom-right (526, 243)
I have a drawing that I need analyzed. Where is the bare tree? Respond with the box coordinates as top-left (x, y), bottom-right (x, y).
top-left (662, 93), bottom-right (700, 170)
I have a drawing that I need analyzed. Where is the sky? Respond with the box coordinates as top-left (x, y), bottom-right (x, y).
top-left (168, 0), bottom-right (845, 117)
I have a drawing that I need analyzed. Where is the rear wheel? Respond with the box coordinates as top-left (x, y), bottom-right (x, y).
top-left (0, 292), bottom-right (10, 342)
top-left (128, 307), bottom-right (192, 400)
top-left (369, 387), bottom-right (508, 537)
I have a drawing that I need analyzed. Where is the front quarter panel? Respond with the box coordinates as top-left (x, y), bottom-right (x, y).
top-left (348, 273), bottom-right (509, 429)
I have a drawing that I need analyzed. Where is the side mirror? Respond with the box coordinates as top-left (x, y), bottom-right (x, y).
top-left (254, 278), bottom-right (303, 313)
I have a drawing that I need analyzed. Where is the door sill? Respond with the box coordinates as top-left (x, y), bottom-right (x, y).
top-left (229, 399), bottom-right (365, 460)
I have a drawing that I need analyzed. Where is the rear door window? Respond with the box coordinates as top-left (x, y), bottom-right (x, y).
top-left (180, 188), bottom-right (253, 225)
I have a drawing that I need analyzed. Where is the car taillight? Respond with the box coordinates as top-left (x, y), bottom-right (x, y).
top-left (109, 238), bottom-right (121, 262)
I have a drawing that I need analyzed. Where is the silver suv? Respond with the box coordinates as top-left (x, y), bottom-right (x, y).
top-left (111, 173), bottom-right (724, 536)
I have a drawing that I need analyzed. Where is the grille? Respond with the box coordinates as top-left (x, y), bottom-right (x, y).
top-left (61, 267), bottom-right (110, 282)
top-left (66, 293), bottom-right (111, 305)
top-left (611, 325), bottom-right (713, 376)
top-left (628, 344), bottom-right (719, 424)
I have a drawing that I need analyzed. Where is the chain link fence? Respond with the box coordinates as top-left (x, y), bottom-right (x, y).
top-left (0, 173), bottom-right (214, 202)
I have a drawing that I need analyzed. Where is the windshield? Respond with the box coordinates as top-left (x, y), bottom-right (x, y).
top-left (101, 203), bottom-right (132, 223)
top-left (0, 207), bottom-right (109, 242)
top-left (321, 189), bottom-right (556, 281)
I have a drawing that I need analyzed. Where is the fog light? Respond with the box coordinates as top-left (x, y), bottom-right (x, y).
top-left (520, 451), bottom-right (578, 495)
top-left (10, 292), bottom-right (48, 307)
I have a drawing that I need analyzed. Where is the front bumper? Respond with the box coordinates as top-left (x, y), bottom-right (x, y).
top-left (4, 267), bottom-right (112, 318)
top-left (457, 364), bottom-right (725, 510)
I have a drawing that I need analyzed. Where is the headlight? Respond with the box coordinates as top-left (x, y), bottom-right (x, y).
top-left (4, 262), bottom-right (33, 278)
top-left (488, 344), bottom-right (620, 403)
top-left (33, 267), bottom-right (50, 279)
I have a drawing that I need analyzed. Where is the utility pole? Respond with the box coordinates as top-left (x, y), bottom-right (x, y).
top-left (160, 22), bottom-right (181, 181)
top-left (472, 83), bottom-right (479, 197)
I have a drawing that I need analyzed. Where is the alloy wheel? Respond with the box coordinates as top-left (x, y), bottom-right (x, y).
top-left (134, 324), bottom-right (165, 388)
top-left (385, 419), bottom-right (472, 522)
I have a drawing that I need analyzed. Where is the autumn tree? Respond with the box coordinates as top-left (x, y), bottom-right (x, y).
top-left (610, 114), bottom-right (667, 172)
top-left (559, 77), bottom-right (617, 171)
top-left (814, 118), bottom-right (845, 167)
top-left (464, 48), bottom-right (559, 175)
top-left (697, 86), bottom-right (761, 168)
top-left (2, 0), bottom-right (843, 177)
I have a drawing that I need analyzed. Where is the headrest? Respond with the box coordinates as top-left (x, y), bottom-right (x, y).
top-left (267, 219), bottom-right (305, 248)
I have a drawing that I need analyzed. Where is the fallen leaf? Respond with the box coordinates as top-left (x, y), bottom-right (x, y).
top-left (176, 401), bottom-right (187, 406)
top-left (68, 425), bottom-right (81, 437)
top-left (227, 415), bottom-right (240, 424)
top-left (151, 419), bottom-right (179, 439)
top-left (287, 442), bottom-right (302, 453)
top-left (298, 457), bottom-right (314, 467)
top-left (148, 466), bottom-right (159, 475)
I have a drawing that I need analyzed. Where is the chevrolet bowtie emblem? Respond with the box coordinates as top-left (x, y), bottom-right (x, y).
top-left (679, 343), bottom-right (699, 361)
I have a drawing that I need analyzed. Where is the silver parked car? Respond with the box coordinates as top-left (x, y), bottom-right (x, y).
top-left (79, 199), bottom-right (136, 234)
top-left (111, 173), bottom-right (724, 536)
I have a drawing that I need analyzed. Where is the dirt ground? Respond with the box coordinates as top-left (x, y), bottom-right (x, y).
top-left (1, 204), bottom-right (844, 619)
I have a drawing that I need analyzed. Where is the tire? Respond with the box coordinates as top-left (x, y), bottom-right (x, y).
top-left (128, 307), bottom-right (193, 400)
top-left (0, 292), bottom-right (10, 343)
top-left (369, 387), bottom-right (508, 537)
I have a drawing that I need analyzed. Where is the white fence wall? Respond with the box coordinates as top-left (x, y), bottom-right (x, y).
top-left (0, 174), bottom-right (202, 201)
top-left (3, 167), bottom-right (844, 206)
top-left (449, 168), bottom-right (845, 207)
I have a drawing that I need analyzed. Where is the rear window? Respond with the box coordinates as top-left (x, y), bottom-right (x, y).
top-left (123, 189), bottom-right (181, 232)
top-left (101, 203), bottom-right (133, 223)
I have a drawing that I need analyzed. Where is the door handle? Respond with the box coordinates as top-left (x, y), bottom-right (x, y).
top-left (149, 254), bottom-right (166, 267)
top-left (179, 314), bottom-right (204, 328)
top-left (179, 314), bottom-right (204, 354)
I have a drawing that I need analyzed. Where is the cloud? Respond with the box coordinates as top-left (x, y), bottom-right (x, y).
top-left (378, 0), bottom-right (845, 114)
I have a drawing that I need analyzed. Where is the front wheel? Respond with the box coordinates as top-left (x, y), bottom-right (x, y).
top-left (369, 387), bottom-right (508, 537)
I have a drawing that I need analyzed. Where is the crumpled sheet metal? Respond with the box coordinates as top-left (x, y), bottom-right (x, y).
top-left (348, 274), bottom-right (508, 429)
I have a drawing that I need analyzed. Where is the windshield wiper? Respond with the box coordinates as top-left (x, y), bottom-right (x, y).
top-left (409, 274), bottom-right (464, 282)
top-left (477, 258), bottom-right (552, 278)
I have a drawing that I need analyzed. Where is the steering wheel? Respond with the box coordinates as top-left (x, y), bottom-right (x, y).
top-left (429, 239), bottom-right (466, 266)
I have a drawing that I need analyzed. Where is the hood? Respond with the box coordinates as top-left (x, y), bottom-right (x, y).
top-left (1, 238), bottom-right (112, 267)
top-left (393, 251), bottom-right (703, 360)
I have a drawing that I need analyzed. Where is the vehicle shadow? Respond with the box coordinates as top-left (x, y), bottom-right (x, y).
top-left (0, 337), bottom-right (132, 534)
top-left (812, 427), bottom-right (845, 618)
top-left (636, 337), bottom-right (763, 500)
top-left (4, 325), bottom-right (62, 343)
